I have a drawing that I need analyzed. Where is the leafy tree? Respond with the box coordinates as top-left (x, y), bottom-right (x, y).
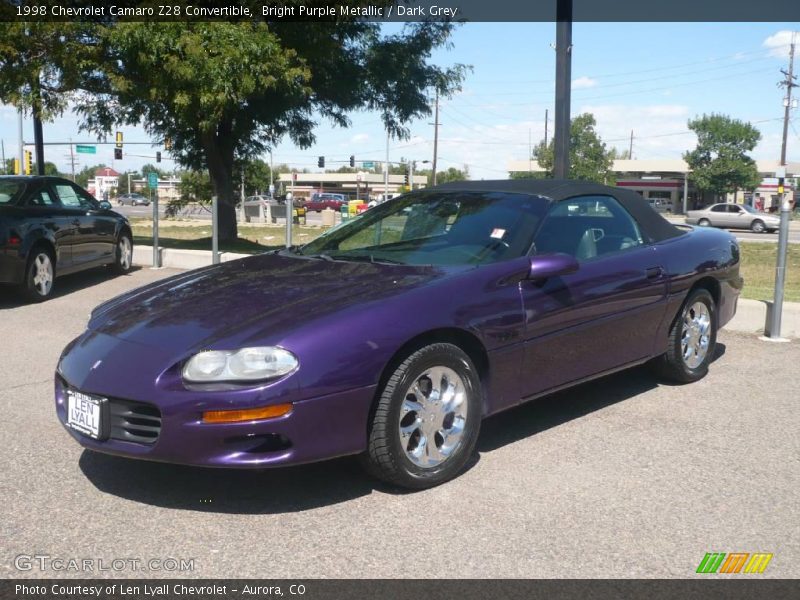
top-left (435, 166), bottom-right (469, 184)
top-left (179, 169), bottom-right (213, 202)
top-left (74, 164), bottom-right (107, 189)
top-left (683, 114), bottom-right (761, 201)
top-left (141, 163), bottom-right (169, 181)
top-left (241, 159), bottom-right (273, 196)
top-left (52, 20), bottom-right (465, 240)
top-left (2, 158), bottom-right (61, 176)
top-left (534, 113), bottom-right (615, 184)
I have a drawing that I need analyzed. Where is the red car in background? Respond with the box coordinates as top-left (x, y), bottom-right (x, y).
top-left (302, 192), bottom-right (347, 212)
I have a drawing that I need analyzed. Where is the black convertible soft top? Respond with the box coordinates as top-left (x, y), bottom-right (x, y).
top-left (431, 179), bottom-right (683, 243)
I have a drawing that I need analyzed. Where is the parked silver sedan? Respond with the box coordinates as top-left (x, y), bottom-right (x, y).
top-left (686, 203), bottom-right (780, 233)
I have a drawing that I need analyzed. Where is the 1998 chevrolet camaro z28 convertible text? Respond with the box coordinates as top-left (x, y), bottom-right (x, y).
top-left (56, 181), bottom-right (743, 488)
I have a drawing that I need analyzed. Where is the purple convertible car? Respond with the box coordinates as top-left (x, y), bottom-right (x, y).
top-left (56, 180), bottom-right (742, 488)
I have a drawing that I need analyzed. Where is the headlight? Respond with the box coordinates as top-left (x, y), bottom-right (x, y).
top-left (182, 347), bottom-right (298, 383)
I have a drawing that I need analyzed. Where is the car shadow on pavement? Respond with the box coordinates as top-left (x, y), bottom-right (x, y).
top-left (78, 345), bottom-right (726, 514)
top-left (478, 344), bottom-right (726, 453)
top-left (0, 266), bottom-right (142, 309)
top-left (79, 451), bottom-right (378, 514)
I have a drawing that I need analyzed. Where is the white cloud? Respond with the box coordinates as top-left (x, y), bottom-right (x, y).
top-left (763, 30), bottom-right (799, 58)
top-left (350, 133), bottom-right (369, 144)
top-left (572, 76), bottom-right (598, 89)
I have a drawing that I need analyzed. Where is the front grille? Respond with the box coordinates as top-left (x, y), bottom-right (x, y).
top-left (109, 399), bottom-right (162, 445)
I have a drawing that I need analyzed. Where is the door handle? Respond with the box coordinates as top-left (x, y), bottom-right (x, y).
top-left (645, 266), bottom-right (664, 279)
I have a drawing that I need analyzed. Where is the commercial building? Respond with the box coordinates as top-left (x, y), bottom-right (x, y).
top-left (276, 171), bottom-right (427, 201)
top-left (507, 159), bottom-right (798, 213)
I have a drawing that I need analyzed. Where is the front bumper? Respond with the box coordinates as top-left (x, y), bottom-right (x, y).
top-left (54, 329), bottom-right (376, 468)
top-left (56, 374), bottom-right (376, 468)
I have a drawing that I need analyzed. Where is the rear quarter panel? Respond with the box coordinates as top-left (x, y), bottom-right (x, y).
top-left (652, 226), bottom-right (742, 354)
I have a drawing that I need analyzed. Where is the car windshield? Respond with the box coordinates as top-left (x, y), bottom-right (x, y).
top-left (0, 180), bottom-right (26, 205)
top-left (742, 205), bottom-right (759, 214)
top-left (298, 191), bottom-right (549, 266)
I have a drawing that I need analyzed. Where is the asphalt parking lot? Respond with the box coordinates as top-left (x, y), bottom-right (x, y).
top-left (1, 267), bottom-right (798, 579)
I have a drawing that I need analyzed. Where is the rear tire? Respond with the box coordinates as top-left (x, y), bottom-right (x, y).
top-left (653, 288), bottom-right (717, 383)
top-left (698, 218), bottom-right (711, 227)
top-left (19, 246), bottom-right (55, 302)
top-left (360, 343), bottom-right (482, 489)
top-left (112, 233), bottom-right (133, 274)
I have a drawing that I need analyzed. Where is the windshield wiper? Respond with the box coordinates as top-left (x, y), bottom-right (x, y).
top-left (330, 254), bottom-right (405, 265)
top-left (306, 253), bottom-right (336, 261)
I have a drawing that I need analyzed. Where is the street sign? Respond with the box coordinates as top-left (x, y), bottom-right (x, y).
top-left (75, 145), bottom-right (96, 154)
top-left (362, 161), bottom-right (374, 169)
top-left (147, 172), bottom-right (158, 189)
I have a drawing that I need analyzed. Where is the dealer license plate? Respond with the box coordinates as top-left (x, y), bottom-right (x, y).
top-left (67, 390), bottom-right (105, 439)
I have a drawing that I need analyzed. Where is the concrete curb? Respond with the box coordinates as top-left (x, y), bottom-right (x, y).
top-left (725, 298), bottom-right (800, 339)
top-left (132, 245), bottom-right (798, 339)
top-left (132, 245), bottom-right (250, 270)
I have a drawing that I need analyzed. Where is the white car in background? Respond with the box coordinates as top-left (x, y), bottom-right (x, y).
top-left (686, 203), bottom-right (780, 233)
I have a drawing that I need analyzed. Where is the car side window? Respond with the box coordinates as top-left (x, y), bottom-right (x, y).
top-left (27, 187), bottom-right (59, 207)
top-left (54, 184), bottom-right (82, 208)
top-left (55, 184), bottom-right (97, 210)
top-left (710, 205), bottom-right (727, 213)
top-left (729, 205), bottom-right (742, 213)
top-left (533, 195), bottom-right (644, 261)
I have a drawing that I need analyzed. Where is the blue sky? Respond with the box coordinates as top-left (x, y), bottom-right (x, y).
top-left (1, 22), bottom-right (798, 180)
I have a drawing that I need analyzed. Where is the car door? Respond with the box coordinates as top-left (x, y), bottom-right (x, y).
top-left (23, 181), bottom-right (77, 270)
top-left (728, 204), bottom-right (748, 229)
top-left (518, 194), bottom-right (669, 399)
top-left (708, 204), bottom-right (730, 227)
top-left (52, 182), bottom-right (115, 266)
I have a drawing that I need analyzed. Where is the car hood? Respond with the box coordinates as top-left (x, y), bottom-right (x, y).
top-left (88, 253), bottom-right (447, 355)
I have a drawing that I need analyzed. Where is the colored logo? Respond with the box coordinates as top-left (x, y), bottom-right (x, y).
top-left (696, 552), bottom-right (773, 574)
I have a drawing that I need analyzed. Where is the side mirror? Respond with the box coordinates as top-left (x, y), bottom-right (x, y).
top-left (98, 200), bottom-right (112, 210)
top-left (527, 253), bottom-right (579, 281)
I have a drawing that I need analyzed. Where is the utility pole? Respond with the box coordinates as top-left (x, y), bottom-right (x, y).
top-left (528, 129), bottom-right (532, 175)
top-left (431, 87), bottom-right (440, 186)
top-left (629, 130), bottom-right (634, 159)
top-left (18, 108), bottom-right (24, 175)
top-left (384, 130), bottom-right (389, 200)
top-left (544, 108), bottom-right (549, 147)
top-left (767, 38), bottom-right (797, 342)
top-left (1, 140), bottom-right (5, 174)
top-left (68, 141), bottom-right (77, 181)
top-left (779, 39), bottom-right (797, 167)
top-left (553, 0), bottom-right (573, 179)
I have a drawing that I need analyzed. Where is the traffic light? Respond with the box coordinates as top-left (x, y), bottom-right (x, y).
top-left (156, 151), bottom-right (162, 163)
top-left (164, 137), bottom-right (172, 150)
top-left (404, 170), bottom-right (409, 186)
top-left (115, 131), bottom-right (123, 149)
top-left (318, 156), bottom-right (325, 168)
top-left (349, 155), bottom-right (355, 168)
top-left (24, 150), bottom-right (32, 175)
top-left (114, 148), bottom-right (122, 160)
top-left (13, 158), bottom-right (19, 175)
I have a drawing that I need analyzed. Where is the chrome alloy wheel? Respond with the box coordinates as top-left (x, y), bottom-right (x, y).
top-left (681, 301), bottom-right (711, 369)
top-left (398, 366), bottom-right (469, 468)
top-left (119, 237), bottom-right (132, 270)
top-left (32, 253), bottom-right (53, 296)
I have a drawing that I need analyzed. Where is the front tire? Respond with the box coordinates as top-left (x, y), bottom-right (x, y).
top-left (112, 233), bottom-right (133, 274)
top-left (751, 219), bottom-right (765, 233)
top-left (20, 247), bottom-right (55, 302)
top-left (361, 343), bottom-right (482, 489)
top-left (654, 288), bottom-right (717, 383)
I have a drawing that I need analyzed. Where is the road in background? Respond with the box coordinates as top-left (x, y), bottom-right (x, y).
top-left (0, 268), bottom-right (797, 578)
